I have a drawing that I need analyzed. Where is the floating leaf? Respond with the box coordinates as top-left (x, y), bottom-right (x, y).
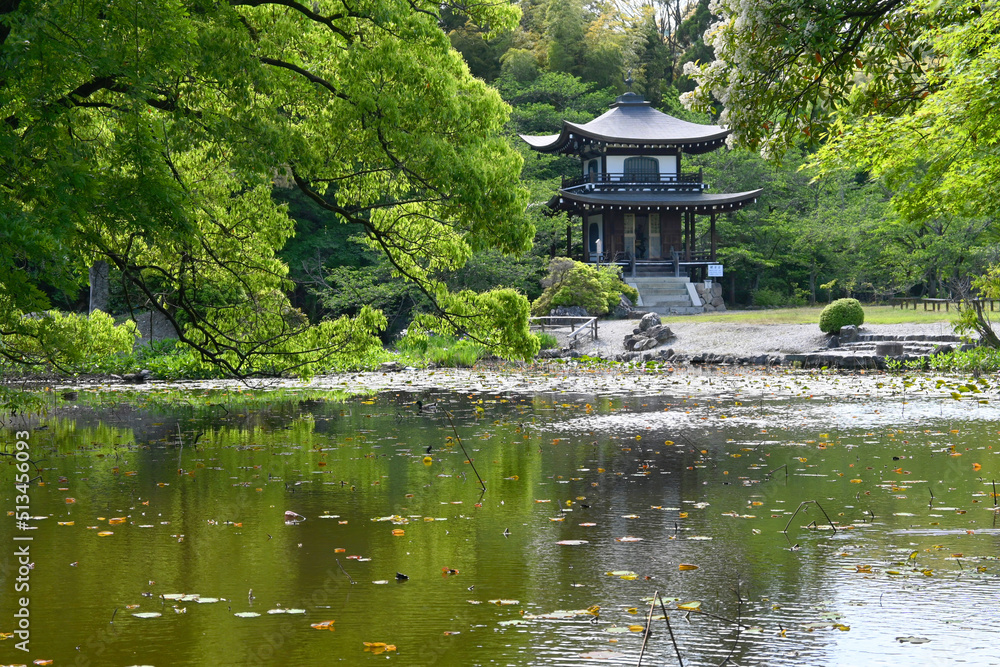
top-left (678, 563), bottom-right (699, 571)
top-left (897, 636), bottom-right (931, 644)
top-left (677, 601), bottom-right (701, 611)
top-left (498, 619), bottom-right (528, 626)
top-left (557, 540), bottom-right (589, 546)
top-left (311, 620), bottom-right (336, 630)
top-left (580, 650), bottom-right (626, 659)
top-left (488, 599), bottom-right (519, 606)
top-left (616, 536), bottom-right (643, 542)
top-left (234, 612), bottom-right (260, 618)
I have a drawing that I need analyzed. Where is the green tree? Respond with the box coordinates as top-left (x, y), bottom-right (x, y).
top-left (1, 0), bottom-right (539, 377)
top-left (545, 0), bottom-right (586, 74)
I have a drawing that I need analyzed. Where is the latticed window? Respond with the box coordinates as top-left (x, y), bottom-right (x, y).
top-left (623, 156), bottom-right (659, 182)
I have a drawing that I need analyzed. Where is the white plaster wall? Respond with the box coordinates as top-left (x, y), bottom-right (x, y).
top-left (605, 155), bottom-right (677, 176)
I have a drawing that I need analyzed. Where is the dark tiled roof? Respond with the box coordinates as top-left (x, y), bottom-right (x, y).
top-left (520, 93), bottom-right (728, 154)
top-left (550, 188), bottom-right (763, 213)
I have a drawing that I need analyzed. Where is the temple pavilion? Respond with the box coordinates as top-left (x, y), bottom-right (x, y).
top-left (520, 92), bottom-right (761, 313)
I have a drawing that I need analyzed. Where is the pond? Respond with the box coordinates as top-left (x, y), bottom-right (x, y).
top-left (2, 370), bottom-right (1000, 666)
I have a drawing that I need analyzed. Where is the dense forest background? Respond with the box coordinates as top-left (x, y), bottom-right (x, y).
top-left (264, 0), bottom-right (995, 334)
top-left (19, 0), bottom-right (997, 345)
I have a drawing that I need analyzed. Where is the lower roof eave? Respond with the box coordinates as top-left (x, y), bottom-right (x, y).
top-left (548, 188), bottom-right (764, 214)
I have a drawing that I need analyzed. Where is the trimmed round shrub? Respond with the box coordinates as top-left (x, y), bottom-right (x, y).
top-left (819, 298), bottom-right (865, 334)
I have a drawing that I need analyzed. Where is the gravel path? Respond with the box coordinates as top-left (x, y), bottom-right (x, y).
top-left (556, 315), bottom-right (960, 359)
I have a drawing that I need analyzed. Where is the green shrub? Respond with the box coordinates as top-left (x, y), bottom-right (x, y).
top-left (2, 310), bottom-right (139, 372)
top-left (927, 346), bottom-right (1000, 373)
top-left (396, 333), bottom-right (485, 368)
top-left (819, 298), bottom-right (865, 333)
top-left (531, 258), bottom-right (636, 316)
top-left (752, 288), bottom-right (786, 308)
top-left (536, 332), bottom-right (559, 350)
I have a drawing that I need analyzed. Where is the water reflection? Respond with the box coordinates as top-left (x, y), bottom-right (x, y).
top-left (1, 386), bottom-right (999, 666)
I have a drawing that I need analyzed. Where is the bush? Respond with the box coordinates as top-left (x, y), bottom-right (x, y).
top-left (819, 298), bottom-right (865, 333)
top-left (752, 288), bottom-right (786, 308)
top-left (536, 332), bottom-right (559, 350)
top-left (531, 258), bottom-right (636, 316)
top-left (396, 333), bottom-right (485, 368)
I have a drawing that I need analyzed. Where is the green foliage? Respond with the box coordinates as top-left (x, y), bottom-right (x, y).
top-left (531, 258), bottom-right (634, 316)
top-left (536, 332), bottom-right (559, 350)
top-left (953, 267), bottom-right (1000, 348)
top-left (1, 311), bottom-right (138, 373)
top-left (927, 347), bottom-right (1000, 374)
top-left (1, 0), bottom-right (533, 379)
top-left (819, 298), bottom-right (865, 334)
top-left (751, 289), bottom-right (787, 308)
top-left (397, 333), bottom-right (486, 368)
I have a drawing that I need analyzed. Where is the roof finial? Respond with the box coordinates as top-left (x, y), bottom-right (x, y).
top-left (624, 69), bottom-right (634, 92)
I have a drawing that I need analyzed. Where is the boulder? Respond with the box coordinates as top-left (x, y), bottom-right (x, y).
top-left (826, 335), bottom-right (840, 349)
top-left (550, 305), bottom-right (590, 318)
top-left (645, 324), bottom-right (674, 343)
top-left (638, 312), bottom-right (661, 332)
top-left (380, 361), bottom-right (404, 372)
top-left (840, 325), bottom-right (860, 343)
top-left (636, 337), bottom-right (658, 351)
top-left (875, 341), bottom-right (904, 356)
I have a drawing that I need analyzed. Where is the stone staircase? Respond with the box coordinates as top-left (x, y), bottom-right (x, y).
top-left (784, 332), bottom-right (973, 369)
top-left (627, 277), bottom-right (703, 315)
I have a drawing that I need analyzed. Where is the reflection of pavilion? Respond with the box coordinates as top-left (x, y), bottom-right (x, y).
top-left (520, 92), bottom-right (761, 312)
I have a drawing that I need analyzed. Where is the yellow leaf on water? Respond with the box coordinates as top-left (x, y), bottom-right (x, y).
top-left (97, 531), bottom-right (113, 537)
top-left (677, 601), bottom-right (701, 611)
top-left (628, 625), bottom-right (645, 632)
top-left (678, 563), bottom-right (699, 571)
top-left (311, 620), bottom-right (336, 630)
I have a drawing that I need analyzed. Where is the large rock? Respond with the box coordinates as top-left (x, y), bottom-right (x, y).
top-left (875, 341), bottom-right (903, 356)
top-left (550, 306), bottom-right (590, 318)
top-left (840, 325), bottom-right (859, 343)
top-left (636, 337), bottom-right (659, 351)
top-left (638, 312), bottom-right (661, 332)
top-left (645, 324), bottom-right (674, 343)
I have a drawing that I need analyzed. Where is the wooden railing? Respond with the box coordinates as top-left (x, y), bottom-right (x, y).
top-left (562, 169), bottom-right (704, 190)
top-left (890, 297), bottom-right (1000, 312)
top-left (529, 316), bottom-right (598, 348)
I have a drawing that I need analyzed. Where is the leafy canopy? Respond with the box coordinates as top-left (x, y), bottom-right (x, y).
top-left (0, 0), bottom-right (537, 376)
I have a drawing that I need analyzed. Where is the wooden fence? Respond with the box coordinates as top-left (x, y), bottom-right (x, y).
top-left (529, 316), bottom-right (598, 348)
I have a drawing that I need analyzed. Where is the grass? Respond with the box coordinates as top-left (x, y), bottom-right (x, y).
top-left (686, 305), bottom-right (959, 326)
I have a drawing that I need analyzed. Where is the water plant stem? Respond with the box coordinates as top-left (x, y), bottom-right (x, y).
top-left (657, 594), bottom-right (684, 667)
top-left (636, 591), bottom-right (657, 666)
top-left (445, 410), bottom-right (486, 493)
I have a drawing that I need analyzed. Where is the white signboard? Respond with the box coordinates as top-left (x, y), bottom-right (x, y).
top-left (707, 264), bottom-right (724, 277)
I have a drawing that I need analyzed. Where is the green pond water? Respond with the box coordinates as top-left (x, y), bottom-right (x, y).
top-left (2, 380), bottom-right (1000, 666)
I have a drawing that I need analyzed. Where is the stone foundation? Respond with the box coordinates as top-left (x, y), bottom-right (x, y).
top-left (694, 282), bottom-right (726, 312)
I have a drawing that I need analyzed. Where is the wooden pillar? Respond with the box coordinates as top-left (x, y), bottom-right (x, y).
top-left (684, 211), bottom-right (691, 261)
top-left (710, 214), bottom-right (717, 262)
top-left (691, 212), bottom-right (697, 259)
top-left (566, 223), bottom-right (572, 259)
